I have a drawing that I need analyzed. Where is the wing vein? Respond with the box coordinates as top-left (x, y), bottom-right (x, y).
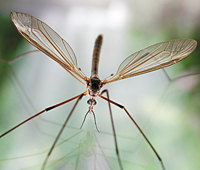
top-left (104, 39), bottom-right (197, 84)
top-left (11, 12), bottom-right (87, 83)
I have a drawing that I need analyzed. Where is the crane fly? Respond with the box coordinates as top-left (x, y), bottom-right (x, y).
top-left (0, 11), bottom-right (197, 170)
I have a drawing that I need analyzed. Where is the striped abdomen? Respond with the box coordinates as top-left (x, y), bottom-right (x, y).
top-left (91, 35), bottom-right (103, 77)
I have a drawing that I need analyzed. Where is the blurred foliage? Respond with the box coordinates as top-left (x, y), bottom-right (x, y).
top-left (0, 14), bottom-right (24, 90)
top-left (181, 25), bottom-right (200, 112)
top-left (0, 15), bottom-right (24, 60)
top-left (162, 24), bottom-right (200, 113)
top-left (182, 25), bottom-right (200, 70)
top-left (189, 24), bottom-right (200, 108)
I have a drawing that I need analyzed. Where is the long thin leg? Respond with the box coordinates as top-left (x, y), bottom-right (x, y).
top-left (101, 89), bottom-right (123, 170)
top-left (99, 90), bottom-right (166, 170)
top-left (161, 68), bottom-right (200, 83)
top-left (0, 50), bottom-right (40, 64)
top-left (0, 92), bottom-right (86, 138)
top-left (41, 93), bottom-right (84, 170)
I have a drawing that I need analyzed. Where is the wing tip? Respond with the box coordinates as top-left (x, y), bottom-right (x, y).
top-left (10, 11), bottom-right (17, 21)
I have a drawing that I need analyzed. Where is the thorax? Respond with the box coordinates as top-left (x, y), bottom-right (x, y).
top-left (87, 76), bottom-right (103, 97)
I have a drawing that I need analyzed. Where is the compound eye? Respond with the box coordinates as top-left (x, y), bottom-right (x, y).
top-left (87, 100), bottom-right (90, 105)
top-left (87, 99), bottom-right (97, 106)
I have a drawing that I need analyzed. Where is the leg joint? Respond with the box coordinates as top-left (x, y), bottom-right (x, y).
top-left (117, 103), bottom-right (124, 109)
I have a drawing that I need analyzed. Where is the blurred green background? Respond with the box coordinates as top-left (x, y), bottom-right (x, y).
top-left (0, 0), bottom-right (200, 170)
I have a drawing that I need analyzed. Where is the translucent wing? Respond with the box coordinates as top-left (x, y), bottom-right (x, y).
top-left (10, 11), bottom-right (87, 84)
top-left (104, 39), bottom-right (197, 84)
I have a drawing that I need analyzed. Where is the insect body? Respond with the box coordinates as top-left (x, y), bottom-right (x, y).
top-left (0, 11), bottom-right (197, 170)
top-left (86, 34), bottom-right (104, 108)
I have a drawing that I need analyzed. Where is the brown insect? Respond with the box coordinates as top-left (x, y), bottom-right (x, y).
top-left (0, 11), bottom-right (197, 170)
